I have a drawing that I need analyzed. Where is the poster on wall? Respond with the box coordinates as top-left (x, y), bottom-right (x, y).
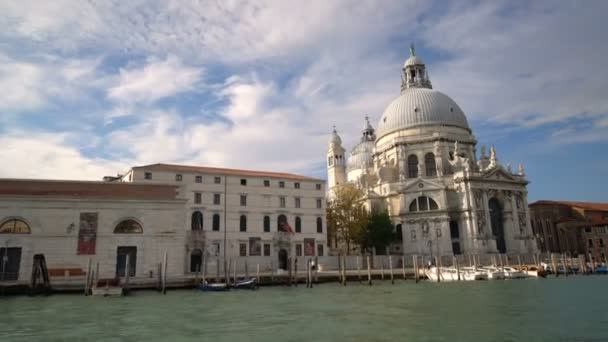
top-left (249, 237), bottom-right (261, 256)
top-left (304, 238), bottom-right (315, 256)
top-left (77, 212), bottom-right (98, 255)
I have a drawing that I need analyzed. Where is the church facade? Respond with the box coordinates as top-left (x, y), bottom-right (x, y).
top-left (327, 46), bottom-right (537, 257)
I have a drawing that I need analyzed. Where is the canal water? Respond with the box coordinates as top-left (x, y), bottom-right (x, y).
top-left (1, 277), bottom-right (607, 341)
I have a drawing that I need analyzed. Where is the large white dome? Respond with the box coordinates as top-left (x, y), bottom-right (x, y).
top-left (376, 88), bottom-right (470, 140)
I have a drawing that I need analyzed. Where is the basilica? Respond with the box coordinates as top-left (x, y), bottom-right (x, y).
top-left (327, 46), bottom-right (537, 257)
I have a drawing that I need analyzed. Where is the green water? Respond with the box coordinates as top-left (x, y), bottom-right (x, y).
top-left (1, 277), bottom-right (607, 342)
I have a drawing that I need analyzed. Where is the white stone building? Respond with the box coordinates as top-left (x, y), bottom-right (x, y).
top-left (327, 46), bottom-right (537, 257)
top-left (0, 165), bottom-right (327, 285)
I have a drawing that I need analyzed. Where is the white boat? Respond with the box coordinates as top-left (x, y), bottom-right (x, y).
top-left (502, 266), bottom-right (528, 279)
top-left (460, 267), bottom-right (489, 281)
top-left (91, 279), bottom-right (124, 297)
top-left (478, 266), bottom-right (506, 280)
top-left (425, 267), bottom-right (487, 281)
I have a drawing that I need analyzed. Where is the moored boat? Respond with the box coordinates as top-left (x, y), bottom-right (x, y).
top-left (478, 266), bottom-right (506, 280)
top-left (198, 281), bottom-right (229, 292)
top-left (501, 266), bottom-right (528, 279)
top-left (231, 278), bottom-right (257, 290)
top-left (91, 279), bottom-right (124, 297)
top-left (425, 267), bottom-right (488, 281)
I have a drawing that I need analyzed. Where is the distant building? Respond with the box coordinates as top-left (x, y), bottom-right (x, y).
top-left (529, 201), bottom-right (608, 261)
top-left (327, 45), bottom-right (537, 257)
top-left (0, 164), bottom-right (326, 284)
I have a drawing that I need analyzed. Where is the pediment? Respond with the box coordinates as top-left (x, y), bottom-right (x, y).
top-left (482, 167), bottom-right (517, 182)
top-left (400, 177), bottom-right (444, 192)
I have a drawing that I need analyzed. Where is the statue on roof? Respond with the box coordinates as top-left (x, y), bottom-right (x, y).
top-left (410, 43), bottom-right (415, 57)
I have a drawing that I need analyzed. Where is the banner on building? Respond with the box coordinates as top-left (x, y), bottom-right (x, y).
top-left (304, 238), bottom-right (315, 256)
top-left (77, 212), bottom-right (98, 255)
top-left (249, 237), bottom-right (261, 256)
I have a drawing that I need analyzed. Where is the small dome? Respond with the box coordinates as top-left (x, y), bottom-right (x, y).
top-left (329, 129), bottom-right (342, 146)
top-left (404, 55), bottom-right (425, 68)
top-left (347, 140), bottom-right (374, 170)
top-left (376, 88), bottom-right (470, 140)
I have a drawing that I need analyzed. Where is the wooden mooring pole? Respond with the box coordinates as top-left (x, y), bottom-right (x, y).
top-left (314, 257), bottom-right (319, 284)
top-left (454, 255), bottom-right (461, 281)
top-left (380, 256), bottom-right (385, 281)
top-left (551, 253), bottom-right (558, 277)
top-left (366, 255), bottom-right (372, 286)
top-left (435, 256), bottom-right (441, 283)
top-left (256, 264), bottom-right (260, 285)
top-left (162, 251), bottom-right (168, 294)
top-left (294, 257), bottom-right (298, 287)
top-left (356, 255), bottom-right (362, 283)
top-left (389, 255), bottom-right (394, 284)
top-left (413, 255), bottom-right (419, 283)
top-left (84, 258), bottom-right (92, 296)
top-left (402, 255), bottom-right (406, 280)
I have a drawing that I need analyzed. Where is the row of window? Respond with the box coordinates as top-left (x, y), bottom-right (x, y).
top-left (191, 211), bottom-right (323, 233)
top-left (0, 218), bottom-right (143, 234)
top-left (143, 171), bottom-right (323, 190)
top-left (589, 238), bottom-right (606, 248)
top-left (236, 241), bottom-right (324, 257)
top-left (407, 153), bottom-right (438, 178)
top-left (193, 192), bottom-right (323, 209)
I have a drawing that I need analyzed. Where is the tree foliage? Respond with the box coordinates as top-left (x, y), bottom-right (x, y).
top-left (326, 183), bottom-right (368, 254)
top-left (361, 210), bottom-right (395, 255)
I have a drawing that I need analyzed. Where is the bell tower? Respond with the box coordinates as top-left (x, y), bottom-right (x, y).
top-left (327, 126), bottom-right (346, 191)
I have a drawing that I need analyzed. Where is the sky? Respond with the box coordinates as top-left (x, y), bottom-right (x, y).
top-left (0, 0), bottom-right (607, 203)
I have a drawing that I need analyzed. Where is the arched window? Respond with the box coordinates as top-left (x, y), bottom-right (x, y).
top-left (295, 217), bottom-right (302, 233)
top-left (277, 214), bottom-right (288, 232)
top-left (263, 215), bottom-right (270, 232)
top-left (191, 211), bottom-right (203, 231)
top-left (114, 219), bottom-right (143, 233)
top-left (0, 218), bottom-right (31, 234)
top-left (407, 154), bottom-right (418, 178)
top-left (316, 217), bottom-right (323, 233)
top-left (408, 196), bottom-right (439, 212)
top-left (212, 214), bottom-right (220, 231)
top-left (240, 215), bottom-right (247, 232)
top-left (396, 224), bottom-right (403, 241)
top-left (425, 153), bottom-right (437, 177)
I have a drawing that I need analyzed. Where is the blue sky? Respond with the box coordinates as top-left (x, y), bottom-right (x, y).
top-left (0, 0), bottom-right (606, 202)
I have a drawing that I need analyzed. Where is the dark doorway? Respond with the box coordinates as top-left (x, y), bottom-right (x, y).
top-left (452, 242), bottom-right (462, 255)
top-left (0, 247), bottom-right (22, 281)
top-left (278, 249), bottom-right (288, 270)
top-left (190, 249), bottom-right (202, 273)
top-left (449, 220), bottom-right (460, 239)
top-left (116, 246), bottom-right (137, 277)
top-left (489, 198), bottom-right (507, 253)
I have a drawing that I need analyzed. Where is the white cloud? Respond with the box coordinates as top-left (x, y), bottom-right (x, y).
top-left (0, 132), bottom-right (128, 180)
top-left (107, 56), bottom-right (203, 104)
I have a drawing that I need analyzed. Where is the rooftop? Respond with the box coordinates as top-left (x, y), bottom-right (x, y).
top-left (529, 200), bottom-right (608, 212)
top-left (0, 179), bottom-right (180, 200)
top-left (132, 163), bottom-right (324, 182)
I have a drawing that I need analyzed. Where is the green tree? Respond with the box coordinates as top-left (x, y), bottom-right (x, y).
top-left (326, 183), bottom-right (368, 254)
top-left (361, 210), bottom-right (395, 255)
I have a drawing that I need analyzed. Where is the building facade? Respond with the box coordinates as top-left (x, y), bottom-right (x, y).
top-left (530, 200), bottom-right (608, 261)
top-left (327, 46), bottom-right (537, 257)
top-left (0, 165), bottom-right (327, 284)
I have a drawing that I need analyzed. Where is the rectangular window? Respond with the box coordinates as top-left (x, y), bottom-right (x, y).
top-left (295, 198), bottom-right (301, 208)
top-left (296, 244), bottom-right (302, 256)
top-left (175, 174), bottom-right (182, 181)
top-left (279, 181), bottom-right (285, 188)
top-left (212, 214), bottom-right (220, 231)
top-left (212, 242), bottom-right (220, 256)
top-left (240, 195), bottom-right (247, 206)
top-left (589, 239), bottom-right (594, 247)
top-left (195, 175), bottom-right (202, 183)
top-left (144, 172), bottom-right (152, 180)
top-left (239, 243), bottom-right (247, 257)
top-left (294, 182), bottom-right (300, 189)
top-left (600, 238), bottom-right (605, 247)
top-left (317, 244), bottom-right (324, 257)
top-left (213, 194), bottom-right (221, 205)
top-left (194, 192), bottom-right (202, 204)
top-left (241, 178), bottom-right (247, 186)
top-left (316, 183), bottom-right (322, 190)
top-left (214, 177), bottom-right (221, 184)
top-left (263, 180), bottom-right (270, 187)
top-left (585, 227), bottom-right (592, 233)
top-left (263, 243), bottom-right (271, 256)
top-left (316, 199), bottom-right (322, 209)
top-left (280, 197), bottom-right (286, 208)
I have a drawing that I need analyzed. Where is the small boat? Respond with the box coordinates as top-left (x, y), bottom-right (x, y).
top-left (478, 266), bottom-right (506, 280)
top-left (520, 265), bottom-right (546, 278)
top-left (594, 265), bottom-right (608, 274)
top-left (231, 278), bottom-right (257, 290)
top-left (198, 281), bottom-right (229, 292)
top-left (91, 279), bottom-right (124, 297)
top-left (460, 267), bottom-right (489, 281)
top-left (501, 266), bottom-right (527, 279)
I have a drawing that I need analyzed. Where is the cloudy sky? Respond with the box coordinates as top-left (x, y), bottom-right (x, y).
top-left (0, 0), bottom-right (606, 202)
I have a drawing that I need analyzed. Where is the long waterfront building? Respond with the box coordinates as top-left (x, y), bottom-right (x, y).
top-left (0, 164), bottom-right (327, 285)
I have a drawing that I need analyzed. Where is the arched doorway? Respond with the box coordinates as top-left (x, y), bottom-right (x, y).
top-left (489, 198), bottom-right (506, 253)
top-left (190, 249), bottom-right (203, 273)
top-left (278, 249), bottom-right (288, 270)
